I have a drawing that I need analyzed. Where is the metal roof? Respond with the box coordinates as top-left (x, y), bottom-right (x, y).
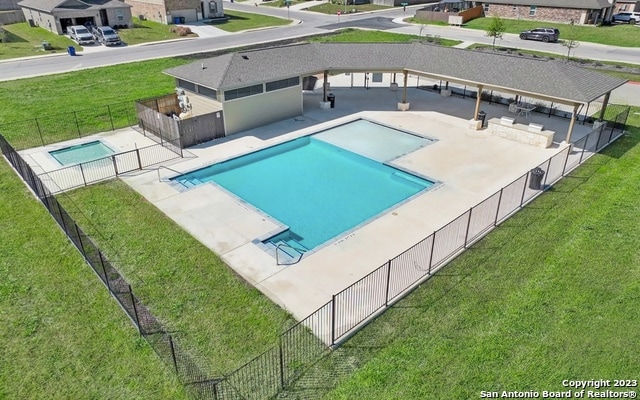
top-left (483, 0), bottom-right (614, 9)
top-left (164, 42), bottom-right (626, 105)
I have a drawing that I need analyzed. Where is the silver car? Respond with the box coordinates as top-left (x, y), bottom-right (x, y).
top-left (92, 26), bottom-right (121, 46)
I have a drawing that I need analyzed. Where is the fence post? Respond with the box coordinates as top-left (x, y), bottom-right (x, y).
top-left (520, 173), bottom-right (528, 206)
top-left (129, 285), bottom-right (142, 334)
top-left (463, 208), bottom-right (473, 248)
top-left (79, 163), bottom-right (87, 187)
top-left (136, 149), bottom-right (142, 170)
top-left (112, 155), bottom-right (119, 176)
top-left (99, 251), bottom-right (111, 291)
top-left (548, 102), bottom-right (554, 118)
top-left (169, 335), bottom-right (179, 376)
top-left (494, 188), bottom-right (504, 226)
top-left (331, 295), bottom-right (336, 346)
top-left (33, 118), bottom-right (46, 146)
top-left (107, 105), bottom-right (115, 131)
top-left (74, 111), bottom-right (81, 137)
top-left (579, 137), bottom-right (588, 164)
top-left (56, 201), bottom-right (68, 233)
top-left (428, 233), bottom-right (436, 275)
top-left (278, 336), bottom-right (285, 389)
top-left (562, 145), bottom-right (571, 176)
top-left (384, 260), bottom-right (392, 306)
top-left (542, 159), bottom-right (550, 187)
top-left (75, 224), bottom-right (86, 256)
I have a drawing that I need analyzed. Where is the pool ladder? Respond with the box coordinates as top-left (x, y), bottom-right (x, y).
top-left (156, 165), bottom-right (183, 181)
top-left (275, 242), bottom-right (306, 265)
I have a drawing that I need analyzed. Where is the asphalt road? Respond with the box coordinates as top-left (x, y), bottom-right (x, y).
top-left (1, 4), bottom-right (639, 85)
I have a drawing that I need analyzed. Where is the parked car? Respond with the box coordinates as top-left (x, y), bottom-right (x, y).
top-left (519, 28), bottom-right (559, 43)
top-left (612, 12), bottom-right (640, 24)
top-left (67, 25), bottom-right (95, 45)
top-left (91, 26), bottom-right (121, 46)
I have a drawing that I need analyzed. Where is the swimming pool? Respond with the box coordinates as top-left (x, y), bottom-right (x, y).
top-left (50, 140), bottom-right (115, 166)
top-left (172, 120), bottom-right (436, 256)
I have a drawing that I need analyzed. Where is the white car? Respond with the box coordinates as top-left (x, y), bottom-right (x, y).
top-left (612, 12), bottom-right (640, 24)
top-left (67, 25), bottom-right (95, 45)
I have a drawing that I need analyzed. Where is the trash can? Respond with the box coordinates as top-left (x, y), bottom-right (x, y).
top-left (327, 93), bottom-right (335, 108)
top-left (179, 17), bottom-right (185, 24)
top-left (529, 167), bottom-right (545, 190)
top-left (173, 16), bottom-right (181, 24)
top-left (477, 110), bottom-right (487, 128)
top-left (67, 46), bottom-right (76, 56)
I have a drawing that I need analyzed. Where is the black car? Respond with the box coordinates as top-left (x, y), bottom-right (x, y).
top-left (519, 28), bottom-right (559, 43)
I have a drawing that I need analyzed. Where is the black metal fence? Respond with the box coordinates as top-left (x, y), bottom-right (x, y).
top-left (39, 139), bottom-right (182, 193)
top-left (0, 101), bottom-right (138, 151)
top-left (0, 105), bottom-right (629, 400)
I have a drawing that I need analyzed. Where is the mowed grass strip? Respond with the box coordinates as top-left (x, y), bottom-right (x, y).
top-left (462, 17), bottom-right (640, 48)
top-left (283, 111), bottom-right (640, 398)
top-left (57, 180), bottom-right (295, 375)
top-left (209, 10), bottom-right (291, 32)
top-left (0, 160), bottom-right (189, 399)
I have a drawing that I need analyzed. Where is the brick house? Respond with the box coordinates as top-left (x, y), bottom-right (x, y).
top-left (481, 0), bottom-right (618, 25)
top-left (124, 0), bottom-right (223, 24)
top-left (613, 0), bottom-right (640, 13)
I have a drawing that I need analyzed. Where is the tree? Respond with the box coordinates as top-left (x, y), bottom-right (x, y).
top-left (486, 15), bottom-right (506, 50)
top-left (562, 19), bottom-right (580, 60)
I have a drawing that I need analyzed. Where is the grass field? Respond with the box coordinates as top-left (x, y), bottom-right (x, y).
top-left (0, 22), bottom-right (77, 59)
top-left (206, 10), bottom-right (291, 31)
top-left (0, 161), bottom-right (190, 399)
top-left (55, 180), bottom-right (295, 376)
top-left (461, 17), bottom-right (640, 48)
top-left (279, 110), bottom-right (640, 398)
top-left (308, 28), bottom-right (461, 47)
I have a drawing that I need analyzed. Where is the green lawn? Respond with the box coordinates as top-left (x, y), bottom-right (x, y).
top-left (0, 22), bottom-right (76, 59)
top-left (309, 28), bottom-right (461, 46)
top-left (56, 180), bottom-right (295, 376)
top-left (461, 17), bottom-right (640, 48)
top-left (206, 9), bottom-right (291, 32)
top-left (118, 17), bottom-right (196, 46)
top-left (280, 110), bottom-right (640, 398)
top-left (0, 161), bottom-right (190, 399)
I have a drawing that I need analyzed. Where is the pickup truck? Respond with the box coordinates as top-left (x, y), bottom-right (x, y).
top-left (67, 25), bottom-right (95, 45)
top-left (91, 26), bottom-right (122, 46)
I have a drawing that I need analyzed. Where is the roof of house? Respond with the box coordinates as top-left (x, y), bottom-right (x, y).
top-left (164, 42), bottom-right (626, 105)
top-left (484, 0), bottom-right (614, 9)
top-left (18, 0), bottom-right (129, 12)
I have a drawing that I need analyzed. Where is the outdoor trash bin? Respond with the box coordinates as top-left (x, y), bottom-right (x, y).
top-left (477, 110), bottom-right (487, 127)
top-left (67, 46), bottom-right (76, 56)
top-left (327, 93), bottom-right (335, 108)
top-left (529, 167), bottom-right (545, 190)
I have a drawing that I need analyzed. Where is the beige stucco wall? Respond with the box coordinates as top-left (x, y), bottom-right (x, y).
top-left (223, 85), bottom-right (302, 136)
top-left (182, 90), bottom-right (222, 117)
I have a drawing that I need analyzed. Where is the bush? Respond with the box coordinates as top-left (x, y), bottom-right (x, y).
top-left (170, 26), bottom-right (192, 36)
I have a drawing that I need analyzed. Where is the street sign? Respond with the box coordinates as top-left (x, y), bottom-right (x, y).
top-left (400, 2), bottom-right (408, 5)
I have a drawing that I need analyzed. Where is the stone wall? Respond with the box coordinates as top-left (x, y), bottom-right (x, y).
top-left (488, 118), bottom-right (554, 148)
top-left (126, 0), bottom-right (167, 23)
top-left (485, 4), bottom-right (593, 24)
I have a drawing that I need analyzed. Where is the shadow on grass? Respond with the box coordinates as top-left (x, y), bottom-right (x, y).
top-left (2, 30), bottom-right (28, 43)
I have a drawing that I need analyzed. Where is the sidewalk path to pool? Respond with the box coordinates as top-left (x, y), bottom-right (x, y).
top-left (121, 79), bottom-right (593, 333)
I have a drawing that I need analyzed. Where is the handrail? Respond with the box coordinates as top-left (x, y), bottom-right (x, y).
top-left (275, 243), bottom-right (306, 265)
top-left (157, 165), bottom-right (183, 182)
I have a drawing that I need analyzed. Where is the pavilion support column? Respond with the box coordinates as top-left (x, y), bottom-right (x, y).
top-left (398, 71), bottom-right (410, 111)
top-left (598, 92), bottom-right (611, 121)
top-left (323, 70), bottom-right (328, 102)
top-left (473, 85), bottom-right (483, 120)
top-left (565, 103), bottom-right (580, 143)
top-left (402, 71), bottom-right (408, 103)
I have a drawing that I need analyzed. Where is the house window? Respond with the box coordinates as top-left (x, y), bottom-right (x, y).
top-left (224, 84), bottom-right (263, 101)
top-left (529, 5), bottom-right (536, 16)
top-left (116, 9), bottom-right (124, 21)
top-left (483, 3), bottom-right (489, 12)
top-left (265, 77), bottom-right (300, 92)
top-left (197, 85), bottom-right (217, 100)
top-left (372, 73), bottom-right (383, 83)
top-left (176, 79), bottom-right (196, 92)
top-left (512, 5), bottom-right (516, 11)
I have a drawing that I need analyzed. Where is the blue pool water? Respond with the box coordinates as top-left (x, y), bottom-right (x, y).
top-left (50, 140), bottom-right (115, 165)
top-left (173, 131), bottom-right (434, 253)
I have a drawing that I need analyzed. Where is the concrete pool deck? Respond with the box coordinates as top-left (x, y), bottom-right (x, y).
top-left (119, 83), bottom-right (594, 322)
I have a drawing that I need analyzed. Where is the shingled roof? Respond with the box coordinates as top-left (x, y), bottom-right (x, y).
top-left (18, 0), bottom-right (129, 12)
top-left (483, 0), bottom-right (613, 8)
top-left (164, 42), bottom-right (626, 105)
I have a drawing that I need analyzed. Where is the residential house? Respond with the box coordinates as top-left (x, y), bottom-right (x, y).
top-left (124, 0), bottom-right (223, 24)
top-left (481, 0), bottom-right (618, 25)
top-left (18, 0), bottom-right (132, 34)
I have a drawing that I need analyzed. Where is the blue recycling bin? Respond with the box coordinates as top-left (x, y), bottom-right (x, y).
top-left (173, 16), bottom-right (181, 24)
top-left (67, 46), bottom-right (76, 56)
